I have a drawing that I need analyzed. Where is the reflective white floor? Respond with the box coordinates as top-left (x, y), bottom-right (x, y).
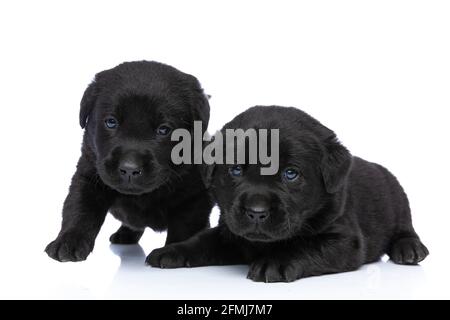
top-left (1, 210), bottom-right (448, 300)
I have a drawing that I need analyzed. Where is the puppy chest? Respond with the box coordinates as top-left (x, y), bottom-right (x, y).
top-left (109, 197), bottom-right (168, 230)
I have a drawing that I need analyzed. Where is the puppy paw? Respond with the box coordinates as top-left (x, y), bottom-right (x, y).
top-left (389, 237), bottom-right (429, 265)
top-left (45, 233), bottom-right (93, 262)
top-left (109, 226), bottom-right (143, 244)
top-left (247, 259), bottom-right (303, 283)
top-left (146, 245), bottom-right (190, 268)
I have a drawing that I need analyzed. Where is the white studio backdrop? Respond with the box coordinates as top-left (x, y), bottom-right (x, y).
top-left (0, 0), bottom-right (449, 299)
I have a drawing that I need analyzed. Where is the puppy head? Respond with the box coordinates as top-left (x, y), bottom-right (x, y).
top-left (205, 106), bottom-right (352, 242)
top-left (80, 61), bottom-right (209, 195)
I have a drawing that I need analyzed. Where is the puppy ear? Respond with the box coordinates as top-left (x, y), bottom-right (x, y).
top-left (320, 136), bottom-right (353, 193)
top-left (190, 89), bottom-right (210, 128)
top-left (200, 163), bottom-right (216, 189)
top-left (79, 81), bottom-right (98, 129)
top-left (199, 137), bottom-right (216, 189)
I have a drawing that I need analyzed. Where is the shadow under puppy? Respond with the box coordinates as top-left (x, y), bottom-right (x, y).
top-left (147, 105), bottom-right (429, 282)
top-left (46, 61), bottom-right (213, 262)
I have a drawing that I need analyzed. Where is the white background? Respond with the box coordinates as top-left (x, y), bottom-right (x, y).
top-left (0, 0), bottom-right (449, 299)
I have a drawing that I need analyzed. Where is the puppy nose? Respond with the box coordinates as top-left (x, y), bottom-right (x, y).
top-left (245, 195), bottom-right (270, 222)
top-left (119, 160), bottom-right (142, 179)
top-left (246, 210), bottom-right (269, 222)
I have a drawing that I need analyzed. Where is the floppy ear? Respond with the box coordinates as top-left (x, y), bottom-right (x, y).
top-left (199, 137), bottom-right (216, 189)
top-left (200, 162), bottom-right (216, 189)
top-left (320, 136), bottom-right (353, 193)
top-left (79, 81), bottom-right (98, 129)
top-left (190, 89), bottom-right (210, 129)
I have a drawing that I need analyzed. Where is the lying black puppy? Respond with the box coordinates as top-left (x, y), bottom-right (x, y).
top-left (46, 61), bottom-right (213, 262)
top-left (147, 106), bottom-right (429, 282)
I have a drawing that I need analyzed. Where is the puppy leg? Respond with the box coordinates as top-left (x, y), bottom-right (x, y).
top-left (387, 187), bottom-right (429, 264)
top-left (146, 227), bottom-right (245, 268)
top-left (248, 233), bottom-right (365, 282)
top-left (164, 197), bottom-right (212, 245)
top-left (45, 157), bottom-right (113, 262)
top-left (388, 232), bottom-right (429, 265)
top-left (110, 225), bottom-right (144, 244)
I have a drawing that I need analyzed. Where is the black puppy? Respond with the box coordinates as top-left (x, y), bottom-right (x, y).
top-left (46, 61), bottom-right (213, 262)
top-left (147, 106), bottom-right (429, 282)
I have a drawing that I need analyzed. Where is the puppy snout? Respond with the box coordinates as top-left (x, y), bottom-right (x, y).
top-left (246, 210), bottom-right (269, 222)
top-left (244, 194), bottom-right (270, 222)
top-left (119, 161), bottom-right (142, 176)
top-left (119, 157), bottom-right (143, 182)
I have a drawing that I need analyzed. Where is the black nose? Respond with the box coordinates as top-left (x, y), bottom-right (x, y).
top-left (119, 160), bottom-right (142, 180)
top-left (244, 194), bottom-right (270, 222)
top-left (246, 210), bottom-right (269, 222)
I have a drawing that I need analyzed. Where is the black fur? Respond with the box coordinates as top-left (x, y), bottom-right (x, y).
top-left (46, 61), bottom-right (213, 262)
top-left (147, 106), bottom-right (429, 282)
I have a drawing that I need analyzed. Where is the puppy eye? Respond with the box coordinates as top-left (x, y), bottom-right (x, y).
top-left (105, 117), bottom-right (118, 129)
top-left (156, 125), bottom-right (171, 136)
top-left (229, 165), bottom-right (243, 177)
top-left (283, 168), bottom-right (299, 181)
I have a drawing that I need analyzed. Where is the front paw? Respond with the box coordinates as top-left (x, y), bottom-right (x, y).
top-left (247, 258), bottom-right (303, 283)
top-left (45, 233), bottom-right (93, 262)
top-left (145, 245), bottom-right (190, 269)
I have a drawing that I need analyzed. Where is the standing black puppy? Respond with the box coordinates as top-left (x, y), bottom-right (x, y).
top-left (46, 61), bottom-right (213, 262)
top-left (147, 106), bottom-right (429, 282)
